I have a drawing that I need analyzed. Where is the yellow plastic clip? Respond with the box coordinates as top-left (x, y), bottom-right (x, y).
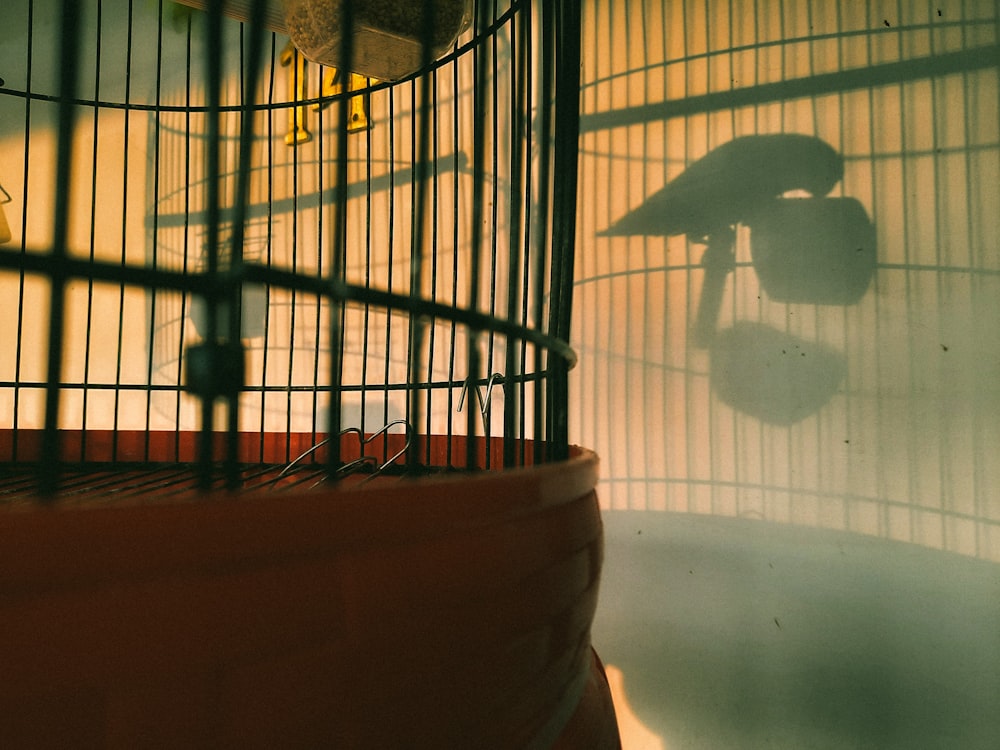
top-left (0, 183), bottom-right (11, 244)
top-left (280, 41), bottom-right (375, 145)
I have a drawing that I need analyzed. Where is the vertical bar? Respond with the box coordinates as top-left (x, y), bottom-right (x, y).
top-left (359, 77), bottom-right (374, 451)
top-left (112, 0), bottom-right (137, 463)
top-left (958, 0), bottom-right (983, 556)
top-left (327, 1), bottom-right (356, 476)
top-left (12, 0), bottom-right (36, 463)
top-left (658, 0), bottom-right (670, 498)
top-left (173, 12), bottom-right (194, 461)
top-left (897, 0), bottom-right (920, 544)
top-left (862, 0), bottom-right (888, 540)
top-left (467, 0), bottom-right (491, 469)
top-left (38, 0), bottom-right (83, 498)
top-left (836, 0), bottom-right (852, 532)
top-left (548, 0), bottom-right (582, 461)
top-left (196, 0), bottom-right (224, 490)
top-left (532, 0), bottom-right (554, 464)
top-left (446, 41), bottom-right (461, 468)
top-left (312, 74), bottom-right (326, 459)
top-left (681, 0), bottom-right (694, 513)
top-left (423, 71), bottom-right (440, 468)
top-left (148, 0), bottom-right (169, 463)
top-left (726, 0), bottom-right (739, 517)
top-left (504, 7), bottom-right (528, 467)
top-left (81, 0), bottom-right (104, 461)
top-left (969, 2), bottom-right (987, 551)
top-left (223, 0), bottom-right (269, 488)
top-left (284, 44), bottom-right (302, 466)
top-left (635, 0), bottom-right (650, 507)
top-left (518, 2), bottom-right (535, 467)
top-left (406, 0), bottom-right (438, 470)
top-left (384, 90), bottom-right (397, 458)
top-left (256, 34), bottom-right (279, 464)
top-left (483, 0), bottom-right (501, 469)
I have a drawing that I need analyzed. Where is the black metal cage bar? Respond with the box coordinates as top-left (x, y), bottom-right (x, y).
top-left (0, 0), bottom-right (582, 498)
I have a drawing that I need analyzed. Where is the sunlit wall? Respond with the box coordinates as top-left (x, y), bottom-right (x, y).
top-left (572, 0), bottom-right (1000, 562)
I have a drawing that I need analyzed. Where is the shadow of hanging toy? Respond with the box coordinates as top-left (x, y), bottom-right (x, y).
top-left (709, 322), bottom-right (846, 425)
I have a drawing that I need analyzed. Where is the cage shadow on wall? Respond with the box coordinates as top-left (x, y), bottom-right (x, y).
top-left (574, 0), bottom-right (1000, 563)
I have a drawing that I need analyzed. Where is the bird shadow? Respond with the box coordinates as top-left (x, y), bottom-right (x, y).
top-left (599, 134), bottom-right (844, 241)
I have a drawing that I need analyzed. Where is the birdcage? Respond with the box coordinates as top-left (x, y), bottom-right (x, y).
top-left (0, 1), bottom-right (619, 746)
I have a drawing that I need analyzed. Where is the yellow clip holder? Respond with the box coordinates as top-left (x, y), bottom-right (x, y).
top-left (0, 183), bottom-right (11, 244)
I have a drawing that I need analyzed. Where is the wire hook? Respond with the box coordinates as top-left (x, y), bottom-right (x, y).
top-left (458, 372), bottom-right (505, 430)
top-left (271, 418), bottom-right (413, 489)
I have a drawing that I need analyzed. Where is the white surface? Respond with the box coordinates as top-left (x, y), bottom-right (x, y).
top-left (593, 510), bottom-right (1000, 749)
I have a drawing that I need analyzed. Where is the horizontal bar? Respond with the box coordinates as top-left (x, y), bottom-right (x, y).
top-left (0, 248), bottom-right (576, 368)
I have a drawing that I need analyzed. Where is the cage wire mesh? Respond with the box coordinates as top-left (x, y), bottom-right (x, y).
top-left (0, 0), bottom-right (582, 498)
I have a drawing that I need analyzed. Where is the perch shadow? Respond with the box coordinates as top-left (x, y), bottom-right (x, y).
top-left (580, 45), bottom-right (999, 133)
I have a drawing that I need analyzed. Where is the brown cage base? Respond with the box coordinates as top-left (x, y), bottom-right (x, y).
top-left (0, 441), bottom-right (620, 749)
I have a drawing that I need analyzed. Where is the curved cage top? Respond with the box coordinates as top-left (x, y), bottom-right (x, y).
top-left (0, 0), bottom-right (582, 497)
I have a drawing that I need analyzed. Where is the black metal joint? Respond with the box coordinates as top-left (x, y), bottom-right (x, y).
top-left (184, 341), bottom-right (246, 400)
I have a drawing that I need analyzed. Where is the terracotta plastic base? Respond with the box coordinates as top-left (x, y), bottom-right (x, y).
top-left (0, 443), bottom-right (619, 749)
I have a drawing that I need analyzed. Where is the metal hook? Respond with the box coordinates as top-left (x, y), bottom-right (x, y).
top-left (457, 372), bottom-right (505, 431)
top-left (331, 419), bottom-right (413, 486)
top-left (271, 419), bottom-right (414, 489)
top-left (271, 436), bottom-right (332, 485)
top-left (0, 182), bottom-right (11, 204)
